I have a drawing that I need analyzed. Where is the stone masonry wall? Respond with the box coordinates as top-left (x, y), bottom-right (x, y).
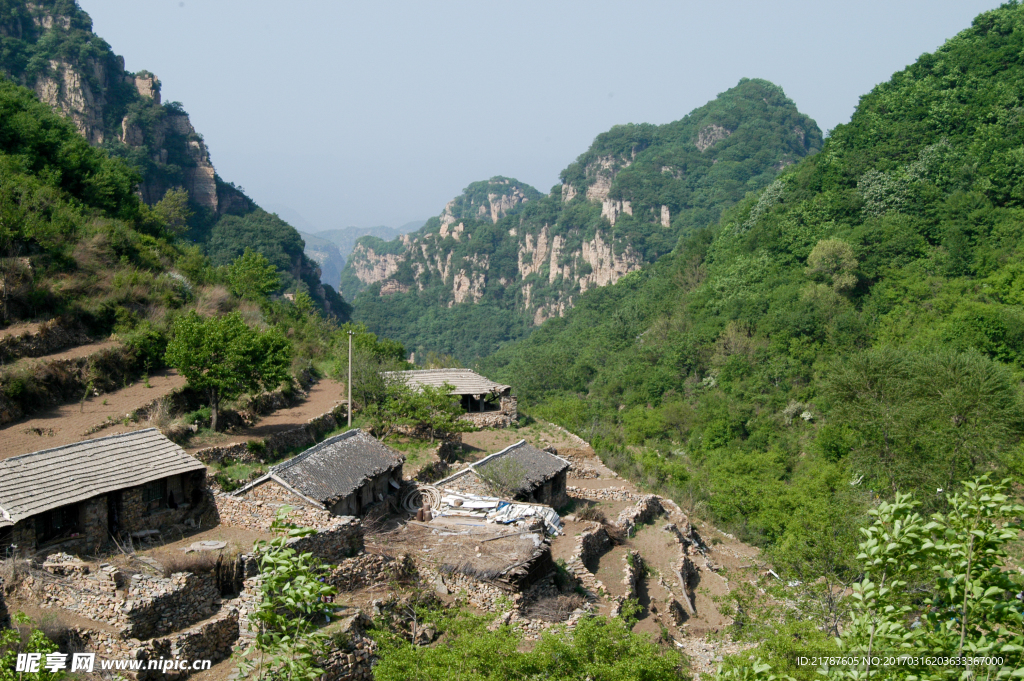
top-left (615, 495), bottom-right (664, 535)
top-left (237, 479), bottom-right (314, 507)
top-left (328, 553), bottom-right (416, 592)
top-left (210, 491), bottom-right (335, 531)
top-left (33, 558), bottom-right (219, 640)
top-left (194, 404), bottom-right (346, 465)
top-left (135, 608), bottom-right (239, 681)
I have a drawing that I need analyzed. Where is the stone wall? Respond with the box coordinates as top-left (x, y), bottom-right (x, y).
top-left (615, 495), bottom-right (664, 535)
top-left (135, 608), bottom-right (239, 681)
top-left (577, 523), bottom-right (611, 568)
top-left (210, 491), bottom-right (335, 531)
top-left (317, 611), bottom-right (377, 681)
top-left (194, 404), bottom-right (347, 465)
top-left (327, 553), bottom-right (416, 592)
top-left (237, 479), bottom-right (314, 507)
top-left (287, 519), bottom-right (364, 565)
top-left (0, 319), bottom-right (90, 364)
top-left (33, 557), bottom-right (220, 640)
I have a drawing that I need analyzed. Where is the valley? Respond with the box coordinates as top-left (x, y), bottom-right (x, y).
top-left (0, 1), bottom-right (1022, 681)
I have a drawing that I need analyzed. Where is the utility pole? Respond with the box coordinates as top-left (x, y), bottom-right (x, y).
top-left (347, 330), bottom-right (353, 428)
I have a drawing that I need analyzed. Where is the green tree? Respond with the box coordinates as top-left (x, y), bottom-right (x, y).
top-left (0, 613), bottom-right (65, 681)
top-left (165, 311), bottom-right (291, 431)
top-left (806, 239), bottom-right (858, 293)
top-left (228, 248), bottom-right (281, 301)
top-left (407, 381), bottom-right (470, 444)
top-left (240, 509), bottom-right (335, 681)
top-left (153, 187), bottom-right (193, 236)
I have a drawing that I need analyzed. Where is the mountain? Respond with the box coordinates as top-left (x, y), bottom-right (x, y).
top-left (480, 2), bottom-right (1024, 566)
top-left (300, 223), bottom-right (425, 290)
top-left (341, 79), bottom-right (821, 359)
top-left (0, 0), bottom-right (344, 316)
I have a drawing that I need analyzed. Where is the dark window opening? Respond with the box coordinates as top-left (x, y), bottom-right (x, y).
top-left (142, 479), bottom-right (167, 514)
top-left (34, 505), bottom-right (80, 544)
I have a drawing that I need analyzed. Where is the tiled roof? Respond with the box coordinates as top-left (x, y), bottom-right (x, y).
top-left (438, 440), bottom-right (569, 494)
top-left (237, 430), bottom-right (404, 507)
top-left (0, 429), bottom-right (205, 526)
top-left (384, 369), bottom-right (510, 395)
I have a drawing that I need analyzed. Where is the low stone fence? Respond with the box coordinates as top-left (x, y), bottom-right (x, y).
top-left (288, 519), bottom-right (364, 565)
top-left (318, 611), bottom-right (377, 680)
top-left (194, 404), bottom-right (347, 465)
top-left (577, 523), bottom-right (611, 568)
top-left (34, 558), bottom-right (220, 640)
top-left (566, 486), bottom-right (643, 503)
top-left (327, 553), bottom-right (416, 592)
top-left (460, 412), bottom-right (516, 429)
top-left (615, 495), bottom-right (664, 534)
top-left (135, 608), bottom-right (239, 681)
top-left (610, 550), bottom-right (645, 618)
top-left (563, 523), bottom-right (610, 598)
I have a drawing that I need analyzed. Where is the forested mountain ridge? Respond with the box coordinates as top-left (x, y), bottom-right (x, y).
top-left (343, 79), bottom-right (821, 360)
top-left (0, 0), bottom-right (344, 314)
top-left (480, 2), bottom-right (1024, 561)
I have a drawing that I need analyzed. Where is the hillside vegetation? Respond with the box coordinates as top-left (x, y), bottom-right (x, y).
top-left (344, 79), bottom-right (821, 360)
top-left (482, 2), bottom-right (1024, 562)
top-left (0, 0), bottom-right (345, 315)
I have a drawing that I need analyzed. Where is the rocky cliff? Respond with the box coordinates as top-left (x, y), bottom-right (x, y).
top-left (0, 0), bottom-right (340, 314)
top-left (343, 79), bottom-right (822, 358)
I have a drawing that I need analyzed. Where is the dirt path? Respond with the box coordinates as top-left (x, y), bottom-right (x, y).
top-left (0, 369), bottom-right (186, 460)
top-left (1, 338), bottom-right (121, 371)
top-left (185, 378), bottom-right (346, 452)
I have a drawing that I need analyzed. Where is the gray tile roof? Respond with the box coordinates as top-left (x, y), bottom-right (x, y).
top-left (0, 429), bottom-right (205, 526)
top-left (439, 440), bottom-right (569, 494)
top-left (384, 369), bottom-right (510, 396)
top-left (239, 430), bottom-right (404, 507)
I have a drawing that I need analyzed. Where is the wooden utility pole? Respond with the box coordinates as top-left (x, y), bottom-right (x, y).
top-left (347, 330), bottom-right (353, 428)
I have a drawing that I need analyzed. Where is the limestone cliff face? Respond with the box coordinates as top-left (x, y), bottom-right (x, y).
top-left (340, 176), bottom-right (644, 325)
top-left (1, 3), bottom-right (225, 215)
top-left (344, 78), bottom-right (823, 354)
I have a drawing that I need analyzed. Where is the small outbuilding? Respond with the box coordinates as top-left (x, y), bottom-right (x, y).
top-left (0, 429), bottom-right (207, 556)
top-left (234, 429), bottom-right (404, 516)
top-left (386, 368), bottom-right (517, 427)
top-left (437, 440), bottom-right (570, 508)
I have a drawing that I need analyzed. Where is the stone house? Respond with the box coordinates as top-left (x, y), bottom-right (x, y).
top-left (233, 429), bottom-right (404, 516)
top-left (386, 368), bottom-right (518, 427)
top-left (438, 440), bottom-right (570, 508)
top-left (0, 429), bottom-right (207, 556)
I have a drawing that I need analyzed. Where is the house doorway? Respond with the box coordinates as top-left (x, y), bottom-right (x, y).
top-left (107, 491), bottom-right (122, 536)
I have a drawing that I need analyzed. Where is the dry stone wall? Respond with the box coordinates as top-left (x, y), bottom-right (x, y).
top-left (194, 404), bottom-right (347, 465)
top-left (33, 556), bottom-right (219, 639)
top-left (134, 608), bottom-right (239, 681)
top-left (0, 319), bottom-right (90, 363)
top-left (328, 553), bottom-right (416, 592)
top-left (615, 494), bottom-right (664, 535)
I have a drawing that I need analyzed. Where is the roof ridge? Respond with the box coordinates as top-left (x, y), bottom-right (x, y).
top-left (1, 428), bottom-right (161, 465)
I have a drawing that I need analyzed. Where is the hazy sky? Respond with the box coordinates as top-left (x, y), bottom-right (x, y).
top-left (80, 0), bottom-right (1001, 233)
